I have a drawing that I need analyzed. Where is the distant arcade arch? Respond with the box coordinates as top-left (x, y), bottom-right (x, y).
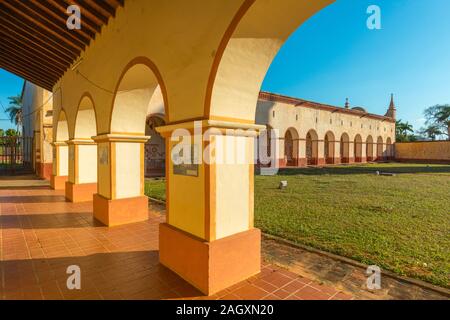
top-left (340, 133), bottom-right (350, 163)
top-left (306, 129), bottom-right (319, 165)
top-left (377, 136), bottom-right (384, 161)
top-left (145, 115), bottom-right (166, 177)
top-left (366, 135), bottom-right (374, 161)
top-left (354, 134), bottom-right (363, 163)
top-left (324, 131), bottom-right (335, 164)
top-left (284, 127), bottom-right (299, 166)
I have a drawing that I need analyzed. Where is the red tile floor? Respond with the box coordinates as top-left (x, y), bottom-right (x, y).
top-left (0, 186), bottom-right (353, 300)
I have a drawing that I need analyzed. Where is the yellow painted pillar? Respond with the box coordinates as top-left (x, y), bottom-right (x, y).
top-left (65, 139), bottom-right (98, 203)
top-left (157, 120), bottom-right (262, 296)
top-left (50, 141), bottom-right (68, 190)
top-left (92, 134), bottom-right (149, 226)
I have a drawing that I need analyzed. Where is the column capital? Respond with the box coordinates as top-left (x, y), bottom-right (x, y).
top-left (51, 141), bottom-right (67, 147)
top-left (66, 138), bottom-right (97, 145)
top-left (92, 134), bottom-right (150, 143)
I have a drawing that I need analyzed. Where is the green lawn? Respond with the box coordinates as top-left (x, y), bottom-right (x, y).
top-left (145, 163), bottom-right (450, 288)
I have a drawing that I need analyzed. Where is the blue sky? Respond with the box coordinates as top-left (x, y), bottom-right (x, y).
top-left (262, 0), bottom-right (450, 130)
top-left (1, 0), bottom-right (449, 131)
top-left (0, 69), bottom-right (23, 130)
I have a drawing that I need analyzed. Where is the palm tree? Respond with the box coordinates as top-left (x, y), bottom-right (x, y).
top-left (395, 120), bottom-right (414, 142)
top-left (6, 95), bottom-right (23, 135)
top-left (424, 104), bottom-right (450, 140)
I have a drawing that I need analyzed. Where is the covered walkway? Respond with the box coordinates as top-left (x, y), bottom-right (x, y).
top-left (0, 176), bottom-right (351, 300)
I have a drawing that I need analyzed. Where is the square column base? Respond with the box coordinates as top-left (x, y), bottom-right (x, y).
top-left (50, 175), bottom-right (68, 190)
top-left (65, 182), bottom-right (97, 203)
top-left (93, 194), bottom-right (148, 226)
top-left (159, 223), bottom-right (261, 295)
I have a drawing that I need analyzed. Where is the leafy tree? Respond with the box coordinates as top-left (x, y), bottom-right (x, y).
top-left (6, 95), bottom-right (23, 134)
top-left (424, 104), bottom-right (450, 140)
top-left (0, 128), bottom-right (4, 137)
top-left (5, 128), bottom-right (19, 137)
top-left (418, 125), bottom-right (444, 141)
top-left (395, 120), bottom-right (414, 142)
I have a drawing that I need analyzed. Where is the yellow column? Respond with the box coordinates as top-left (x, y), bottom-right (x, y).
top-left (50, 141), bottom-right (68, 190)
top-left (92, 134), bottom-right (149, 226)
top-left (157, 120), bottom-right (263, 295)
top-left (65, 139), bottom-right (98, 203)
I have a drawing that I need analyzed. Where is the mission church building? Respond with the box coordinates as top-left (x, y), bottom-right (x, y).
top-left (257, 92), bottom-right (397, 168)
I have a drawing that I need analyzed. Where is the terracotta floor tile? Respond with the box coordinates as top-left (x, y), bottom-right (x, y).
top-left (0, 185), bottom-right (354, 301)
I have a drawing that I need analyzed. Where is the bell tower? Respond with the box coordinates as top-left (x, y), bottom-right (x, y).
top-left (385, 94), bottom-right (397, 119)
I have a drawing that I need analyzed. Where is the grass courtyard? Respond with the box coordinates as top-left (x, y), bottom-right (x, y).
top-left (145, 163), bottom-right (450, 288)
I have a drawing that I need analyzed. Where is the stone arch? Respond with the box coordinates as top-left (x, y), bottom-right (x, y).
top-left (340, 132), bottom-right (350, 163)
top-left (386, 137), bottom-right (393, 160)
top-left (324, 131), bottom-right (335, 164)
top-left (284, 127), bottom-right (299, 167)
top-left (354, 134), bottom-right (363, 163)
top-left (110, 58), bottom-right (168, 134)
top-left (52, 109), bottom-right (69, 186)
top-left (56, 109), bottom-right (69, 142)
top-left (377, 136), bottom-right (384, 161)
top-left (366, 135), bottom-right (374, 161)
top-left (74, 94), bottom-right (97, 139)
top-left (206, 0), bottom-right (334, 122)
top-left (306, 129), bottom-right (319, 165)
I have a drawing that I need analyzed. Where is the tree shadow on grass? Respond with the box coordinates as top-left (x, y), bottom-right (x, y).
top-left (277, 164), bottom-right (450, 176)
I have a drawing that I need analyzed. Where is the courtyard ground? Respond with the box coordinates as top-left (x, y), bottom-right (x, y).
top-left (145, 163), bottom-right (450, 289)
top-left (0, 180), bottom-right (352, 300)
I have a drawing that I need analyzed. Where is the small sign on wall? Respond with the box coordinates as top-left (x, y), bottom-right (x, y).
top-left (172, 144), bottom-right (199, 177)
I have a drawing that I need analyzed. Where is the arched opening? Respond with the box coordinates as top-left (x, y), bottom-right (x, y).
top-left (354, 134), bottom-right (363, 163)
top-left (93, 59), bottom-right (167, 227)
top-left (111, 63), bottom-right (165, 135)
top-left (55, 110), bottom-right (69, 142)
top-left (74, 95), bottom-right (97, 139)
top-left (377, 136), bottom-right (384, 161)
top-left (366, 136), bottom-right (374, 162)
top-left (145, 115), bottom-right (166, 177)
top-left (324, 131), bottom-right (335, 164)
top-left (306, 129), bottom-right (319, 165)
top-left (386, 137), bottom-right (393, 160)
top-left (51, 109), bottom-right (69, 190)
top-left (66, 95), bottom-right (98, 202)
top-left (340, 133), bottom-right (350, 163)
top-left (284, 127), bottom-right (299, 167)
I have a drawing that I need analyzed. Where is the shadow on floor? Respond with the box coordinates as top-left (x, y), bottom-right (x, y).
top-left (0, 195), bottom-right (66, 203)
top-left (1, 251), bottom-right (203, 300)
top-left (0, 212), bottom-right (103, 229)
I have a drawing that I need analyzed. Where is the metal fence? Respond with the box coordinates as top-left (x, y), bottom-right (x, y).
top-left (0, 136), bottom-right (34, 175)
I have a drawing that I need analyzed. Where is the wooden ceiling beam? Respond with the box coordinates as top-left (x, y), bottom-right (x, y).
top-left (45, 0), bottom-right (101, 35)
top-left (0, 10), bottom-right (78, 61)
top-left (0, 43), bottom-right (66, 76)
top-left (26, 0), bottom-right (95, 42)
top-left (0, 0), bottom-right (123, 89)
top-left (0, 50), bottom-right (61, 81)
top-left (63, 0), bottom-right (108, 26)
top-left (2, 0), bottom-right (85, 52)
top-left (0, 34), bottom-right (69, 71)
